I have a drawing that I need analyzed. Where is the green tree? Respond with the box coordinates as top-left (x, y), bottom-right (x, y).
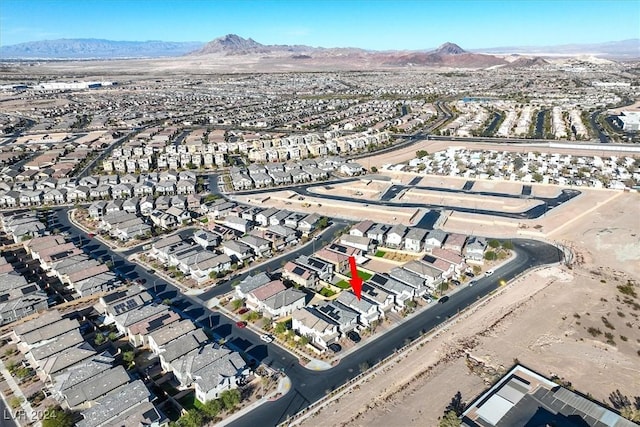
top-left (231, 299), bottom-right (244, 311)
top-left (178, 409), bottom-right (204, 427)
top-left (488, 239), bottom-right (500, 249)
top-left (439, 410), bottom-right (461, 427)
top-left (532, 172), bottom-right (544, 183)
top-left (416, 150), bottom-right (429, 158)
top-left (8, 396), bottom-right (24, 409)
top-left (122, 350), bottom-right (135, 368)
top-left (275, 321), bottom-right (287, 334)
top-left (370, 166), bottom-right (378, 173)
top-left (220, 389), bottom-right (241, 411)
top-left (484, 251), bottom-right (497, 261)
top-left (42, 406), bottom-right (74, 427)
top-left (501, 240), bottom-right (513, 250)
top-left (202, 398), bottom-right (222, 419)
top-left (317, 216), bottom-right (329, 229)
top-left (162, 298), bottom-right (172, 306)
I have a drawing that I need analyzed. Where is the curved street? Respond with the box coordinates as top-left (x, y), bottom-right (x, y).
top-left (51, 208), bottom-right (562, 427)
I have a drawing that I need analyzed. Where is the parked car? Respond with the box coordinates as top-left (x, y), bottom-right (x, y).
top-left (260, 334), bottom-right (274, 343)
top-left (346, 331), bottom-right (361, 343)
top-left (236, 321), bottom-right (247, 328)
top-left (439, 296), bottom-right (450, 304)
top-left (422, 295), bottom-right (433, 303)
top-left (485, 269), bottom-right (494, 276)
top-left (451, 279), bottom-right (461, 286)
top-left (328, 343), bottom-right (342, 353)
top-left (238, 307), bottom-right (250, 315)
top-left (464, 271), bottom-right (475, 278)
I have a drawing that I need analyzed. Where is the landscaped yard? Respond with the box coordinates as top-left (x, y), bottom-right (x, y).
top-left (319, 287), bottom-right (336, 297)
top-left (347, 269), bottom-right (373, 281)
top-left (178, 392), bottom-right (206, 411)
top-left (336, 280), bottom-right (352, 289)
top-left (374, 250), bottom-right (387, 257)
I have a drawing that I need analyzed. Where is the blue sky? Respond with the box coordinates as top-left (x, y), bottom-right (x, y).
top-left (1, 0), bottom-right (638, 49)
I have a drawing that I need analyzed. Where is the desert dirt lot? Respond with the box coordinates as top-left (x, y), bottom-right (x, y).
top-left (297, 191), bottom-right (640, 427)
top-left (234, 191), bottom-right (418, 225)
top-left (399, 188), bottom-right (540, 212)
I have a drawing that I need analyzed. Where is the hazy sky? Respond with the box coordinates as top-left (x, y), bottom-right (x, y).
top-left (1, 0), bottom-right (638, 49)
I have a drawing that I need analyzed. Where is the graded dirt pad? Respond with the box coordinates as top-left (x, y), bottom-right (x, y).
top-left (233, 191), bottom-right (416, 225)
top-left (472, 180), bottom-right (522, 195)
top-left (414, 174), bottom-right (468, 190)
top-left (308, 181), bottom-right (391, 201)
top-left (531, 183), bottom-right (562, 198)
top-left (298, 191), bottom-right (640, 427)
top-left (400, 188), bottom-right (540, 212)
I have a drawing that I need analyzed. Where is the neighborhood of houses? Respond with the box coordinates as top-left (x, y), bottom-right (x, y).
top-left (392, 147), bottom-right (640, 189)
top-left (229, 219), bottom-right (492, 354)
top-left (5, 282), bottom-right (253, 427)
top-left (100, 127), bottom-right (390, 174)
top-left (143, 200), bottom-right (324, 285)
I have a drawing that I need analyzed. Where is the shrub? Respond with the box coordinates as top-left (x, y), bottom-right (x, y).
top-left (484, 251), bottom-right (497, 261)
top-left (587, 327), bottom-right (602, 337)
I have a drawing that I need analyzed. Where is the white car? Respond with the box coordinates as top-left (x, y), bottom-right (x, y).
top-left (260, 334), bottom-right (274, 343)
top-left (485, 269), bottom-right (494, 276)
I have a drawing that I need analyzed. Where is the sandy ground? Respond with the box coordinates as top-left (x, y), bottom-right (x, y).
top-left (297, 191), bottom-right (640, 427)
top-left (399, 188), bottom-right (540, 212)
top-left (471, 180), bottom-right (522, 195)
top-left (234, 191), bottom-right (418, 225)
top-left (416, 175), bottom-right (468, 190)
top-left (309, 181), bottom-right (391, 201)
top-left (441, 187), bottom-right (626, 240)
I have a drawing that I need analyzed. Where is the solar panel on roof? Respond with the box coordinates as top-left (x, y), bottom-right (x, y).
top-left (422, 255), bottom-right (436, 263)
top-left (292, 266), bottom-right (306, 276)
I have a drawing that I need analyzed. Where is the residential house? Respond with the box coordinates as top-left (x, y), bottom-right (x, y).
top-left (260, 288), bottom-right (306, 319)
top-left (385, 224), bottom-right (407, 248)
top-left (283, 261), bottom-right (318, 290)
top-left (336, 291), bottom-right (383, 325)
top-left (221, 240), bottom-right (253, 262)
top-left (316, 301), bottom-right (360, 334)
top-left (404, 228), bottom-right (428, 252)
top-left (291, 307), bottom-right (340, 350)
top-left (170, 345), bottom-right (249, 403)
top-left (443, 232), bottom-right (467, 254)
top-left (148, 320), bottom-right (196, 355)
top-left (464, 236), bottom-right (487, 263)
top-left (424, 229), bottom-right (448, 250)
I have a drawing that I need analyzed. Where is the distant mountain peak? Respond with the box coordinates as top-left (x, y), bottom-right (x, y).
top-left (435, 42), bottom-right (466, 55)
top-left (195, 34), bottom-right (266, 55)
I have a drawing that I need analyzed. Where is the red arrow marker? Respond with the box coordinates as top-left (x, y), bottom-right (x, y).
top-left (348, 256), bottom-right (362, 300)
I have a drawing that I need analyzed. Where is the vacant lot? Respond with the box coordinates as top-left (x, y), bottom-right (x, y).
top-left (298, 191), bottom-right (640, 427)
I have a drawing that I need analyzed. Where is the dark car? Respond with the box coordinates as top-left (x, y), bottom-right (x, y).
top-left (146, 269), bottom-right (156, 274)
top-left (464, 271), bottom-right (475, 278)
top-left (346, 331), bottom-right (361, 343)
top-left (451, 279), bottom-right (461, 286)
top-left (439, 296), bottom-right (450, 304)
top-left (238, 308), bottom-right (249, 315)
top-left (328, 343), bottom-right (342, 353)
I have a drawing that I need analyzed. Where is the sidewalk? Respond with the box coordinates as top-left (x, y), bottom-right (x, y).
top-left (0, 358), bottom-right (40, 427)
top-left (215, 375), bottom-right (292, 427)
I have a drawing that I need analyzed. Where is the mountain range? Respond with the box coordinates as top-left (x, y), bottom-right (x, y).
top-left (0, 34), bottom-right (637, 64)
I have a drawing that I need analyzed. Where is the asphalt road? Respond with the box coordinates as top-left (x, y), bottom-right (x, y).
top-left (50, 207), bottom-right (562, 427)
top-left (227, 238), bottom-right (562, 427)
top-left (221, 171), bottom-right (581, 220)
